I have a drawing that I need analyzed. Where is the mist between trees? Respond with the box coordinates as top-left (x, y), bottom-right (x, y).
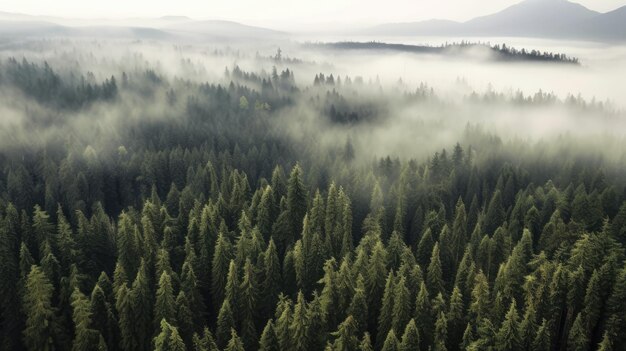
top-left (0, 38), bottom-right (624, 351)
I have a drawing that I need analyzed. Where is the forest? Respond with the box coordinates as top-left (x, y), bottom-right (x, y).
top-left (305, 42), bottom-right (580, 64)
top-left (0, 39), bottom-right (624, 351)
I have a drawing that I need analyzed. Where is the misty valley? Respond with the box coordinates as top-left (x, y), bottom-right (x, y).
top-left (0, 1), bottom-right (626, 351)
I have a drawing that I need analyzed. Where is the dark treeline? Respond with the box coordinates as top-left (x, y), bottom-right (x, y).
top-left (0, 54), bottom-right (624, 351)
top-left (305, 41), bottom-right (580, 64)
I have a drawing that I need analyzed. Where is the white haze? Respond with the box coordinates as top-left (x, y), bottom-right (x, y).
top-left (0, 35), bottom-right (624, 163)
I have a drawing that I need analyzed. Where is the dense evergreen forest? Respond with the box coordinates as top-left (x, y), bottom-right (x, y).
top-left (0, 43), bottom-right (624, 351)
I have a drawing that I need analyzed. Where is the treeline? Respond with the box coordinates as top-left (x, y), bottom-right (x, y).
top-left (1, 58), bottom-right (118, 109)
top-left (306, 41), bottom-right (580, 64)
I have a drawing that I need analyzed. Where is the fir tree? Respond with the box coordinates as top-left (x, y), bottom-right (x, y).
top-left (23, 265), bottom-right (56, 351)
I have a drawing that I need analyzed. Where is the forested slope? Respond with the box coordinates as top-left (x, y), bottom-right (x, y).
top-left (0, 49), bottom-right (624, 351)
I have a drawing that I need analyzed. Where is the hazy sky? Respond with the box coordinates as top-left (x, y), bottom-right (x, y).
top-left (0, 0), bottom-right (624, 25)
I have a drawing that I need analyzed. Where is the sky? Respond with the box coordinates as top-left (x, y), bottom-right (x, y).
top-left (0, 0), bottom-right (623, 27)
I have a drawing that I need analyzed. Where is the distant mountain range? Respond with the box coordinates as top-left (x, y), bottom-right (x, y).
top-left (0, 0), bottom-right (623, 42)
top-left (364, 0), bottom-right (626, 42)
top-left (0, 12), bottom-right (285, 41)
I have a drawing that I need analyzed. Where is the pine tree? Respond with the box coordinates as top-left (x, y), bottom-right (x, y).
top-left (259, 320), bottom-right (280, 351)
top-left (287, 164), bottom-right (308, 242)
top-left (495, 300), bottom-right (520, 351)
top-left (597, 330), bottom-right (613, 351)
top-left (416, 228), bottom-right (434, 267)
top-left (376, 272), bottom-right (395, 349)
top-left (447, 285), bottom-right (464, 348)
top-left (90, 284), bottom-right (117, 350)
top-left (154, 319), bottom-right (186, 351)
top-left (131, 260), bottom-right (152, 351)
top-left (275, 297), bottom-right (293, 350)
top-left (331, 315), bottom-right (359, 351)
top-left (381, 329), bottom-right (400, 351)
top-left (262, 238), bottom-right (282, 319)
top-left (427, 242), bottom-right (446, 298)
top-left (71, 288), bottom-right (99, 351)
top-left (175, 292), bottom-right (193, 346)
top-left (0, 204), bottom-right (21, 350)
top-left (347, 275), bottom-right (368, 336)
top-left (216, 299), bottom-right (235, 349)
top-left (532, 319), bottom-right (551, 351)
top-left (23, 265), bottom-right (56, 351)
top-left (582, 269), bottom-right (602, 332)
top-left (192, 328), bottom-right (219, 351)
top-left (290, 291), bottom-right (308, 351)
top-left (484, 190), bottom-right (505, 235)
top-left (399, 319), bottom-right (420, 351)
top-left (451, 199), bottom-right (468, 266)
top-left (433, 311), bottom-right (447, 351)
top-left (307, 292), bottom-right (327, 351)
top-left (470, 271), bottom-right (490, 323)
top-left (359, 333), bottom-right (374, 351)
top-left (239, 259), bottom-right (259, 350)
top-left (414, 282), bottom-right (431, 349)
top-left (366, 241), bottom-right (387, 329)
top-left (116, 284), bottom-right (136, 351)
top-left (392, 276), bottom-right (411, 334)
top-left (568, 313), bottom-right (589, 351)
top-left (225, 329), bottom-right (245, 351)
top-left (154, 271), bottom-right (176, 332)
top-left (211, 231), bottom-right (232, 308)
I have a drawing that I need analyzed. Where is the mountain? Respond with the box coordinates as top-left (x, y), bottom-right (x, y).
top-left (574, 5), bottom-right (626, 41)
top-left (463, 0), bottom-right (599, 37)
top-left (0, 11), bottom-right (285, 41)
top-left (364, 0), bottom-right (626, 42)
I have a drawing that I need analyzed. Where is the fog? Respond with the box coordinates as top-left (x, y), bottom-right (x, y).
top-left (0, 33), bottom-right (624, 168)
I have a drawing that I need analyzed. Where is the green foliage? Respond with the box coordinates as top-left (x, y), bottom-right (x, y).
top-left (23, 265), bottom-right (56, 351)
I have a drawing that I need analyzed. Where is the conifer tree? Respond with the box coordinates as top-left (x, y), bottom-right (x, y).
top-left (259, 320), bottom-right (280, 351)
top-left (427, 242), bottom-right (446, 297)
top-left (414, 281), bottom-right (431, 349)
top-left (495, 300), bottom-right (520, 351)
top-left (392, 275), bottom-right (411, 334)
top-left (287, 164), bottom-right (308, 241)
top-left (211, 231), bottom-right (232, 308)
top-left (23, 265), bottom-right (56, 351)
top-left (154, 319), bottom-right (186, 351)
top-left (532, 319), bottom-right (551, 351)
top-left (225, 329), bottom-right (245, 351)
top-left (216, 299), bottom-right (235, 349)
top-left (175, 292), bottom-right (193, 346)
top-left (381, 329), bottom-right (400, 351)
top-left (290, 291), bottom-right (308, 351)
top-left (347, 275), bottom-right (368, 336)
top-left (154, 271), bottom-right (176, 332)
top-left (332, 315), bottom-right (359, 351)
top-left (307, 292), bottom-right (327, 351)
top-left (484, 190), bottom-right (505, 235)
top-left (376, 272), bottom-right (395, 349)
top-left (399, 319), bottom-right (420, 351)
top-left (262, 239), bottom-right (282, 318)
top-left (71, 288), bottom-right (99, 351)
top-left (131, 260), bottom-right (152, 351)
top-left (568, 313), bottom-right (589, 351)
top-left (239, 259), bottom-right (259, 350)
top-left (359, 333), bottom-right (374, 351)
top-left (192, 328), bottom-right (219, 351)
top-left (433, 311), bottom-right (447, 351)
top-left (115, 284), bottom-right (136, 351)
